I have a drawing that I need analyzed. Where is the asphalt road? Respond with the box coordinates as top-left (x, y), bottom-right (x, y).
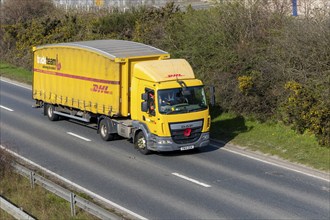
top-left (1, 79), bottom-right (329, 219)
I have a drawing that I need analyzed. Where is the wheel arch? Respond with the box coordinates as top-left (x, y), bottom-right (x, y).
top-left (44, 103), bottom-right (59, 121)
top-left (97, 116), bottom-right (117, 134)
top-left (132, 121), bottom-right (151, 145)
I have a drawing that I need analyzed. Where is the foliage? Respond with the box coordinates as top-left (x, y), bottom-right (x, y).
top-left (1, 13), bottom-right (99, 69)
top-left (156, 2), bottom-right (290, 119)
top-left (133, 2), bottom-right (180, 47)
top-left (238, 75), bottom-right (253, 95)
top-left (0, 0), bottom-right (55, 25)
top-left (282, 81), bottom-right (329, 147)
top-left (92, 9), bottom-right (139, 39)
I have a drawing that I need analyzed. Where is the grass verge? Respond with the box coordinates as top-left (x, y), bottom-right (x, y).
top-left (0, 173), bottom-right (98, 219)
top-left (0, 173), bottom-right (99, 220)
top-left (0, 61), bottom-right (33, 84)
top-left (210, 110), bottom-right (330, 171)
top-left (0, 149), bottom-right (99, 220)
top-left (0, 209), bottom-right (15, 220)
top-left (1, 60), bottom-right (329, 171)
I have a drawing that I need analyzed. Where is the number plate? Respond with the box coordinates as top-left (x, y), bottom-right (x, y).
top-left (180, 145), bottom-right (194, 151)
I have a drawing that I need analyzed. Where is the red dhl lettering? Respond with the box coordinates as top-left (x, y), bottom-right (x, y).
top-left (167, 73), bottom-right (184, 78)
top-left (91, 84), bottom-right (112, 94)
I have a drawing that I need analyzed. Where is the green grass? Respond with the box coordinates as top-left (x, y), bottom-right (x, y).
top-left (0, 171), bottom-right (99, 220)
top-left (0, 147), bottom-right (98, 220)
top-left (1, 60), bottom-right (329, 171)
top-left (0, 61), bottom-right (33, 84)
top-left (210, 109), bottom-right (330, 171)
top-left (0, 209), bottom-right (15, 220)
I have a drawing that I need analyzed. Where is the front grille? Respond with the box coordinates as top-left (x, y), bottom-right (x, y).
top-left (170, 120), bottom-right (203, 144)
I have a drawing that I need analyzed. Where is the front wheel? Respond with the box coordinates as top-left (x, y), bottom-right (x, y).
top-left (45, 104), bottom-right (59, 121)
top-left (135, 131), bottom-right (150, 155)
top-left (99, 119), bottom-right (114, 141)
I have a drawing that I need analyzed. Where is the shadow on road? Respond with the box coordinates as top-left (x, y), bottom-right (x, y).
top-left (155, 106), bottom-right (253, 157)
top-left (156, 143), bottom-right (224, 157)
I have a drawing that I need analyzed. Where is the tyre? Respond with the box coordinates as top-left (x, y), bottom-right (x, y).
top-left (45, 104), bottom-right (59, 121)
top-left (99, 119), bottom-right (114, 141)
top-left (135, 131), bottom-right (150, 155)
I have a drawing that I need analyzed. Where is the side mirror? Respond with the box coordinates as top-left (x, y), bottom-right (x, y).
top-left (141, 93), bottom-right (148, 101)
top-left (141, 101), bottom-right (148, 112)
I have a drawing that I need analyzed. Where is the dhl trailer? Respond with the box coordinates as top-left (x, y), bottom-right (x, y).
top-left (33, 40), bottom-right (210, 154)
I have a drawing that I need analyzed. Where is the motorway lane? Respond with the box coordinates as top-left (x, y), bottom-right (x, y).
top-left (1, 79), bottom-right (330, 219)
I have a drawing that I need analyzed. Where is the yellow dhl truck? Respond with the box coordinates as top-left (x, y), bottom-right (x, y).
top-left (32, 40), bottom-right (210, 154)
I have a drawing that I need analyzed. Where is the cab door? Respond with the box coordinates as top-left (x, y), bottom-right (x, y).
top-left (140, 86), bottom-right (158, 136)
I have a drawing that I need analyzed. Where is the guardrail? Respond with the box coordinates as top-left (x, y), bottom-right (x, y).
top-left (0, 196), bottom-right (35, 220)
top-left (12, 163), bottom-right (119, 220)
top-left (1, 145), bottom-right (146, 220)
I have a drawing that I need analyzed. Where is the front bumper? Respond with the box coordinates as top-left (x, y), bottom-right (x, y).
top-left (147, 132), bottom-right (210, 152)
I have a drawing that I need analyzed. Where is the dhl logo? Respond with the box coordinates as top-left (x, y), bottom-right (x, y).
top-left (91, 84), bottom-right (112, 94)
top-left (167, 73), bottom-right (184, 78)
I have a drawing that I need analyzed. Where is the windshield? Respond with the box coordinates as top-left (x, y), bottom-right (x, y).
top-left (158, 86), bottom-right (207, 115)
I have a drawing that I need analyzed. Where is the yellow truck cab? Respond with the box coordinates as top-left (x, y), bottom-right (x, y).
top-left (32, 40), bottom-right (210, 154)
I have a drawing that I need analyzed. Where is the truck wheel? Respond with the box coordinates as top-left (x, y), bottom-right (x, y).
top-left (135, 131), bottom-right (150, 155)
top-left (45, 104), bottom-right (59, 121)
top-left (99, 119), bottom-right (114, 141)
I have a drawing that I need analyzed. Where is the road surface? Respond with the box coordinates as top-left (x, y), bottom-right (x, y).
top-left (1, 78), bottom-right (329, 219)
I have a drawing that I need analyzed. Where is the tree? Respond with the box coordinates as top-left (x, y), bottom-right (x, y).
top-left (1, 0), bottom-right (55, 25)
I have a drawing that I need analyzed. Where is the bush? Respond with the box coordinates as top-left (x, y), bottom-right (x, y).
top-left (157, 2), bottom-right (291, 118)
top-left (133, 2), bottom-right (180, 47)
top-left (1, 0), bottom-right (59, 68)
top-left (282, 81), bottom-right (330, 147)
top-left (0, 0), bottom-right (55, 25)
top-left (1, 12), bottom-right (101, 68)
top-left (92, 9), bottom-right (139, 39)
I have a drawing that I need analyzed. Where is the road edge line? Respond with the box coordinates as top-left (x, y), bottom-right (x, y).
top-left (210, 140), bottom-right (330, 182)
top-left (0, 77), bottom-right (32, 90)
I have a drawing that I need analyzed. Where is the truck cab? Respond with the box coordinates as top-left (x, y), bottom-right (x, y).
top-left (131, 59), bottom-right (210, 154)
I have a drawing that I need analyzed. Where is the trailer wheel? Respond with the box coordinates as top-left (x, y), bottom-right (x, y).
top-left (45, 104), bottom-right (59, 121)
top-left (135, 131), bottom-right (150, 155)
top-left (99, 119), bottom-right (114, 141)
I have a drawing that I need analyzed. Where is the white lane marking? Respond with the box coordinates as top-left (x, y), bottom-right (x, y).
top-left (0, 145), bottom-right (148, 220)
top-left (172, 172), bottom-right (211, 188)
top-left (214, 144), bottom-right (330, 183)
top-left (0, 78), bottom-right (31, 90)
top-left (67, 132), bottom-right (91, 142)
top-left (0, 105), bottom-right (14, 112)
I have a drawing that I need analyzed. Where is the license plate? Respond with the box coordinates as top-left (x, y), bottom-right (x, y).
top-left (180, 145), bottom-right (194, 151)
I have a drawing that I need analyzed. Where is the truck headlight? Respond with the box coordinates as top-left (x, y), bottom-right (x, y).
top-left (202, 133), bottom-right (209, 140)
top-left (157, 139), bottom-right (173, 144)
